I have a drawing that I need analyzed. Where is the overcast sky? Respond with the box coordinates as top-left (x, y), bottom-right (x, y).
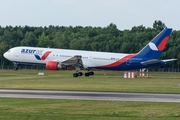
top-left (0, 0), bottom-right (179, 30)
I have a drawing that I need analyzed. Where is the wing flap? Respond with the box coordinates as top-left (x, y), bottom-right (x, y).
top-left (61, 55), bottom-right (83, 67)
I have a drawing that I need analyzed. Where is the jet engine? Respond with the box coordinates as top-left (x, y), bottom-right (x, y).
top-left (46, 61), bottom-right (66, 70)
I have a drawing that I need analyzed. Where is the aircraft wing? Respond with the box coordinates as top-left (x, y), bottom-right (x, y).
top-left (61, 55), bottom-right (83, 68)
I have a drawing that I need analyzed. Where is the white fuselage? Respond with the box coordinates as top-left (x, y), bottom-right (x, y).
top-left (3, 46), bottom-right (129, 68)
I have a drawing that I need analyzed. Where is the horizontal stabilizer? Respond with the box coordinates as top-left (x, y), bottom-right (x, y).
top-left (141, 59), bottom-right (161, 65)
top-left (162, 59), bottom-right (177, 62)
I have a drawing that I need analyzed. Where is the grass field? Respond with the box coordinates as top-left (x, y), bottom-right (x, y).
top-left (0, 98), bottom-right (180, 120)
top-left (1, 69), bottom-right (180, 120)
top-left (1, 98), bottom-right (180, 120)
top-left (0, 69), bottom-right (180, 93)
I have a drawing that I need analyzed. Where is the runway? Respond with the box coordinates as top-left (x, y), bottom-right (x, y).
top-left (0, 89), bottom-right (180, 102)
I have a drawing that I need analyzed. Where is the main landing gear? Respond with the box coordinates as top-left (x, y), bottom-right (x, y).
top-left (73, 72), bottom-right (83, 77)
top-left (84, 71), bottom-right (94, 77)
top-left (73, 70), bottom-right (94, 77)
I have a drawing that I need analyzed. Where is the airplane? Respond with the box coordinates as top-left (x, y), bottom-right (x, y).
top-left (3, 28), bottom-right (176, 77)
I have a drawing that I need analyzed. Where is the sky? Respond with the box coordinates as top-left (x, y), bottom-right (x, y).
top-left (0, 0), bottom-right (180, 30)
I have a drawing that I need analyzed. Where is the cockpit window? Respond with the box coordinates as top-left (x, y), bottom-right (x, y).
top-left (8, 50), bottom-right (11, 52)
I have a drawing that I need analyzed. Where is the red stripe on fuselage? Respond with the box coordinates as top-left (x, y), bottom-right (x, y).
top-left (99, 54), bottom-right (137, 68)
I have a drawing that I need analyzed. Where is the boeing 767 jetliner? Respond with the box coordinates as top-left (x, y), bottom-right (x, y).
top-left (3, 28), bottom-right (176, 77)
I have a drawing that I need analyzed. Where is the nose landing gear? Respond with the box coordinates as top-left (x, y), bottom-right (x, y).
top-left (13, 63), bottom-right (18, 70)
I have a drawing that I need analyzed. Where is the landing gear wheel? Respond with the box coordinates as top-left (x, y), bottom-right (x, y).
top-left (78, 72), bottom-right (83, 76)
top-left (85, 72), bottom-right (90, 77)
top-left (73, 73), bottom-right (78, 77)
top-left (89, 71), bottom-right (94, 75)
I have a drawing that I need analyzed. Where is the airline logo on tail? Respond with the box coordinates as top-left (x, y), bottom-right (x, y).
top-left (157, 36), bottom-right (169, 51)
top-left (149, 43), bottom-right (158, 51)
top-left (149, 36), bottom-right (169, 51)
top-left (21, 48), bottom-right (51, 60)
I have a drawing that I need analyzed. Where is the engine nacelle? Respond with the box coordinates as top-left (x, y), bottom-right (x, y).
top-left (46, 61), bottom-right (66, 70)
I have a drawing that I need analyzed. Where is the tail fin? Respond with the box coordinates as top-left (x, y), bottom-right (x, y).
top-left (138, 28), bottom-right (172, 59)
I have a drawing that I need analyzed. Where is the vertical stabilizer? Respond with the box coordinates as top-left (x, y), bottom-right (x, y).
top-left (138, 28), bottom-right (172, 59)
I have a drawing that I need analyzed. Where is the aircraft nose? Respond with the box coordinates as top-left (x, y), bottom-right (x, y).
top-left (3, 52), bottom-right (8, 59)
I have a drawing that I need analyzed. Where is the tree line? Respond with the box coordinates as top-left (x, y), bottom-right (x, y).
top-left (0, 20), bottom-right (179, 68)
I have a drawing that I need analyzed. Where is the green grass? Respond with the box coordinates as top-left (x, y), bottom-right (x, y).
top-left (0, 70), bottom-right (180, 93)
top-left (1, 98), bottom-right (180, 120)
top-left (1, 70), bottom-right (180, 119)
